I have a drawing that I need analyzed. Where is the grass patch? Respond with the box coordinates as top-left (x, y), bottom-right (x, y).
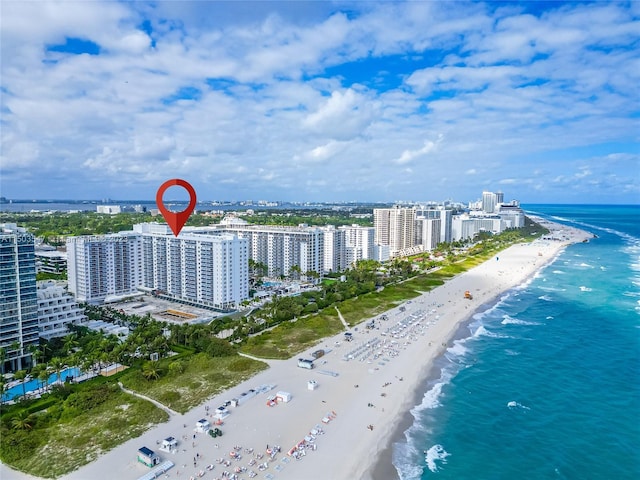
top-left (119, 353), bottom-right (268, 413)
top-left (1, 385), bottom-right (168, 478)
top-left (240, 311), bottom-right (344, 359)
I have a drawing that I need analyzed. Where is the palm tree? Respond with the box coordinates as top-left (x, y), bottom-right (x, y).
top-left (62, 333), bottom-right (78, 356)
top-left (50, 357), bottom-right (65, 385)
top-left (141, 361), bottom-right (161, 381)
top-left (13, 369), bottom-right (27, 401)
top-left (38, 369), bottom-right (50, 394)
top-left (11, 411), bottom-right (35, 430)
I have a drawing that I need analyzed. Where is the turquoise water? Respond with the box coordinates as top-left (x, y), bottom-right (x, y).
top-left (393, 205), bottom-right (640, 479)
top-left (2, 367), bottom-right (81, 402)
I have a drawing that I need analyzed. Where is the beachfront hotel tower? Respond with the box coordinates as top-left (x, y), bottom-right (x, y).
top-left (135, 223), bottom-right (249, 310)
top-left (482, 191), bottom-right (504, 214)
top-left (374, 206), bottom-right (416, 256)
top-left (66, 224), bottom-right (249, 310)
top-left (212, 219), bottom-right (324, 280)
top-left (0, 224), bottom-right (39, 372)
top-left (67, 234), bottom-right (144, 304)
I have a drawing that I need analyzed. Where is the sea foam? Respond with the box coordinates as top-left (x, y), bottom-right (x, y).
top-left (425, 444), bottom-right (450, 472)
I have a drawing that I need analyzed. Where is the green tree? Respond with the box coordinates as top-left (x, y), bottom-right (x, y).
top-left (50, 357), bottom-right (65, 385)
top-left (141, 361), bottom-right (161, 381)
top-left (11, 411), bottom-right (35, 430)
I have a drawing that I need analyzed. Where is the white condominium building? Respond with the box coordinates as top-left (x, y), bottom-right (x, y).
top-left (481, 191), bottom-right (504, 214)
top-left (339, 225), bottom-right (375, 266)
top-left (415, 207), bottom-right (452, 244)
top-left (213, 221), bottom-right (324, 279)
top-left (135, 223), bottom-right (248, 309)
top-left (67, 234), bottom-right (143, 304)
top-left (67, 224), bottom-right (249, 309)
top-left (37, 281), bottom-right (87, 341)
top-left (451, 215), bottom-right (505, 242)
top-left (320, 226), bottom-right (346, 273)
top-left (416, 218), bottom-right (442, 252)
top-left (374, 206), bottom-right (416, 256)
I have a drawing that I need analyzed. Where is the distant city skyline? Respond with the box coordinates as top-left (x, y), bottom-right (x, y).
top-left (1, 1), bottom-right (638, 204)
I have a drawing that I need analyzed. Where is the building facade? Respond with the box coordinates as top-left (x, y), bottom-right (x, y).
top-left (135, 224), bottom-right (248, 309)
top-left (0, 224), bottom-right (39, 372)
top-left (66, 224), bottom-right (249, 309)
top-left (481, 191), bottom-right (504, 214)
top-left (340, 225), bottom-right (375, 267)
top-left (37, 281), bottom-right (87, 341)
top-left (212, 221), bottom-right (324, 279)
top-left (320, 226), bottom-right (346, 273)
top-left (374, 207), bottom-right (416, 256)
top-left (66, 234), bottom-right (143, 303)
top-left (416, 217), bottom-right (442, 251)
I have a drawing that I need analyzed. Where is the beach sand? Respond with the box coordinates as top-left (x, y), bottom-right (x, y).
top-left (0, 219), bottom-right (591, 480)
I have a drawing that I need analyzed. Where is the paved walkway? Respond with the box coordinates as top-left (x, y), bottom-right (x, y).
top-left (117, 382), bottom-right (179, 416)
top-left (334, 306), bottom-right (350, 329)
top-left (238, 352), bottom-right (282, 367)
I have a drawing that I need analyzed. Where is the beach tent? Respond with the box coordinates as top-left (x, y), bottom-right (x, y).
top-left (195, 419), bottom-right (211, 433)
top-left (137, 447), bottom-right (160, 467)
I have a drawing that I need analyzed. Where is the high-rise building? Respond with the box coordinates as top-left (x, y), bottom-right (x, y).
top-left (482, 191), bottom-right (504, 214)
top-left (212, 221), bottom-right (324, 279)
top-left (67, 224), bottom-right (249, 310)
top-left (416, 207), bottom-right (452, 244)
top-left (374, 207), bottom-right (416, 256)
top-left (0, 224), bottom-right (39, 372)
top-left (135, 224), bottom-right (248, 309)
top-left (415, 218), bottom-right (442, 251)
top-left (67, 234), bottom-right (143, 304)
top-left (320, 226), bottom-right (346, 273)
top-left (339, 225), bottom-right (375, 267)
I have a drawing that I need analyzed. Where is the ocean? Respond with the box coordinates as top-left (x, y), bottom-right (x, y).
top-left (392, 205), bottom-right (640, 479)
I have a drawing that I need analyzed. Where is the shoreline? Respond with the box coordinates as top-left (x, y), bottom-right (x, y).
top-left (1, 220), bottom-right (592, 480)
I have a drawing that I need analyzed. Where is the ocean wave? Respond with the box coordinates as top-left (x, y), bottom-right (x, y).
top-left (538, 286), bottom-right (566, 292)
top-left (538, 295), bottom-right (553, 302)
top-left (579, 286), bottom-right (593, 292)
top-left (577, 262), bottom-right (593, 268)
top-left (546, 316), bottom-right (554, 320)
top-left (394, 442), bottom-right (425, 480)
top-left (475, 325), bottom-right (512, 339)
top-left (552, 270), bottom-right (564, 274)
top-left (504, 349), bottom-right (520, 356)
top-left (412, 369), bottom-right (456, 413)
top-left (446, 341), bottom-right (469, 358)
top-left (425, 444), bottom-right (451, 472)
top-left (507, 401), bottom-right (531, 410)
top-left (501, 315), bottom-right (541, 326)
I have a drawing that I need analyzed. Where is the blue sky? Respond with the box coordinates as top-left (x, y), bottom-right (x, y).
top-left (1, 1), bottom-right (638, 204)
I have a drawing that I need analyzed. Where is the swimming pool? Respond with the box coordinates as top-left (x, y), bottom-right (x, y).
top-left (2, 367), bottom-right (81, 402)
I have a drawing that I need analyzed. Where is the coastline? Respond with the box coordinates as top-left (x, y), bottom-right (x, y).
top-left (1, 220), bottom-right (592, 480)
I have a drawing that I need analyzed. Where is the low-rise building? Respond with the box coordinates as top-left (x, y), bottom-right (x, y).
top-left (37, 281), bottom-right (87, 341)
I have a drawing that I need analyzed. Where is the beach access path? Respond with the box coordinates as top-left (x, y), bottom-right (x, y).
top-left (0, 219), bottom-right (591, 480)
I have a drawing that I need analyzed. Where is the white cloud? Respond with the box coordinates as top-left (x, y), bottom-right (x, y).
top-left (393, 140), bottom-right (437, 165)
top-left (1, 1), bottom-right (638, 203)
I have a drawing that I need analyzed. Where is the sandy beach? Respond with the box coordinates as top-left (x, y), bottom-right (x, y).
top-left (1, 219), bottom-right (591, 480)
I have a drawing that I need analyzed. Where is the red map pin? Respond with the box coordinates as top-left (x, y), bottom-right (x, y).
top-left (155, 179), bottom-right (197, 236)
